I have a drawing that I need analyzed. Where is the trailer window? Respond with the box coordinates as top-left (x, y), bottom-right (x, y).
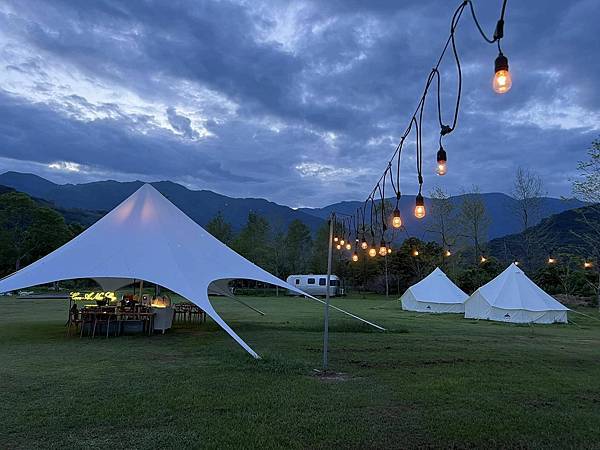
top-left (330, 279), bottom-right (339, 286)
top-left (295, 278), bottom-right (300, 285)
top-left (307, 278), bottom-right (315, 284)
top-left (319, 278), bottom-right (326, 286)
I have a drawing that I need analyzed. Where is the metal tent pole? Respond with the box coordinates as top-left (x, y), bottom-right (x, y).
top-left (323, 213), bottom-right (334, 371)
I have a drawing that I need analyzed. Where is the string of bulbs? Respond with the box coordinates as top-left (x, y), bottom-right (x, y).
top-left (331, 0), bottom-right (511, 262)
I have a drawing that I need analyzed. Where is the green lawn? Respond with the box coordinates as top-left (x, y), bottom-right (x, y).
top-left (1, 293), bottom-right (600, 449)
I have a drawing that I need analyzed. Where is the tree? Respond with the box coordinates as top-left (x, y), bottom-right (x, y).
top-left (205, 211), bottom-right (233, 245)
top-left (285, 220), bottom-right (312, 274)
top-left (232, 212), bottom-right (273, 271)
top-left (457, 186), bottom-right (490, 265)
top-left (310, 221), bottom-right (330, 274)
top-left (511, 167), bottom-right (547, 270)
top-left (0, 192), bottom-right (72, 274)
top-left (572, 138), bottom-right (600, 308)
top-left (427, 186), bottom-right (457, 271)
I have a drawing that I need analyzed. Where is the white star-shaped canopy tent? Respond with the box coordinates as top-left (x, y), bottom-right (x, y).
top-left (0, 184), bottom-right (383, 357)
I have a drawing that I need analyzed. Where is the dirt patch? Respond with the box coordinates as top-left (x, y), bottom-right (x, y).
top-left (311, 369), bottom-right (356, 382)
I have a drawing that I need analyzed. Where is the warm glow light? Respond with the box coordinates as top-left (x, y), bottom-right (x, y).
top-left (392, 208), bottom-right (402, 228)
top-left (369, 247), bottom-right (377, 257)
top-left (548, 258), bottom-right (556, 264)
top-left (414, 194), bottom-right (426, 219)
top-left (584, 261), bottom-right (593, 269)
top-left (336, 244), bottom-right (342, 250)
top-left (436, 147), bottom-right (447, 176)
top-left (352, 252), bottom-right (359, 262)
top-left (445, 250), bottom-right (452, 257)
top-left (361, 240), bottom-right (368, 250)
top-left (333, 236), bottom-right (339, 242)
top-left (387, 247), bottom-right (392, 255)
top-left (480, 256), bottom-right (487, 263)
top-left (412, 250), bottom-right (419, 257)
top-left (493, 53), bottom-right (512, 94)
top-left (345, 243), bottom-right (352, 251)
top-left (340, 239), bottom-right (345, 246)
top-left (514, 261), bottom-right (520, 266)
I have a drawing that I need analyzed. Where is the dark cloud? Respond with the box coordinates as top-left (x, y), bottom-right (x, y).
top-left (0, 0), bottom-right (598, 207)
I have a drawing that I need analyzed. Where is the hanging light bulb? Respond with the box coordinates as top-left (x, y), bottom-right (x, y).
top-left (345, 242), bottom-right (352, 251)
top-left (493, 52), bottom-right (512, 94)
top-left (480, 256), bottom-right (487, 263)
top-left (392, 207), bottom-right (402, 228)
top-left (436, 146), bottom-right (447, 176)
top-left (378, 240), bottom-right (387, 256)
top-left (414, 194), bottom-right (426, 219)
top-left (584, 261), bottom-right (593, 269)
top-left (387, 247), bottom-right (392, 255)
top-left (339, 238), bottom-right (345, 246)
top-left (412, 249), bottom-right (419, 257)
top-left (368, 243), bottom-right (377, 258)
top-left (361, 238), bottom-right (368, 250)
top-left (547, 257), bottom-right (556, 264)
top-left (333, 236), bottom-right (339, 243)
top-left (352, 252), bottom-right (359, 262)
top-left (445, 250), bottom-right (452, 257)
top-left (336, 243), bottom-right (342, 250)
top-left (514, 261), bottom-right (520, 266)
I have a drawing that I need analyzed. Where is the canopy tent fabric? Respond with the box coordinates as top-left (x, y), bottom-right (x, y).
top-left (0, 184), bottom-right (381, 357)
top-left (400, 267), bottom-right (468, 313)
top-left (464, 263), bottom-right (569, 324)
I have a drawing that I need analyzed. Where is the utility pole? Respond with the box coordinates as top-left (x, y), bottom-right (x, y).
top-left (323, 212), bottom-right (334, 371)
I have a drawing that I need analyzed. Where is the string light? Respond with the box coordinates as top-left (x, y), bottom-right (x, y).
top-left (361, 239), bottom-right (368, 250)
top-left (336, 243), bottom-right (342, 251)
top-left (339, 238), bottom-right (345, 246)
top-left (387, 247), bottom-right (392, 255)
top-left (480, 256), bottom-right (487, 263)
top-left (514, 261), bottom-right (520, 266)
top-left (345, 242), bottom-right (352, 251)
top-left (412, 249), bottom-right (419, 257)
top-left (378, 240), bottom-right (387, 257)
top-left (369, 246), bottom-right (377, 258)
top-left (493, 52), bottom-right (512, 94)
top-left (333, 236), bottom-right (339, 243)
top-left (547, 257), bottom-right (556, 264)
top-left (414, 194), bottom-right (426, 219)
top-left (392, 207), bottom-right (402, 228)
top-left (445, 250), bottom-right (452, 257)
top-left (436, 145), bottom-right (447, 176)
top-left (584, 261), bottom-right (593, 269)
top-left (352, 252), bottom-right (359, 262)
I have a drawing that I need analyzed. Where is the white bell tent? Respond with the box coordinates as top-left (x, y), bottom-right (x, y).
top-left (0, 184), bottom-right (382, 357)
top-left (464, 263), bottom-right (569, 324)
top-left (400, 267), bottom-right (468, 313)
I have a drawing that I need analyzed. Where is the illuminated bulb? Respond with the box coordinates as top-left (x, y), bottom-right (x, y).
top-left (436, 146), bottom-right (447, 176)
top-left (336, 244), bottom-right (342, 250)
top-left (493, 52), bottom-right (512, 94)
top-left (414, 194), bottom-right (426, 219)
top-left (412, 250), bottom-right (419, 257)
top-left (345, 243), bottom-right (352, 251)
top-left (445, 250), bottom-right (452, 257)
top-left (333, 237), bottom-right (339, 242)
top-left (392, 208), bottom-right (402, 228)
top-left (514, 261), bottom-right (520, 266)
top-left (480, 256), bottom-right (487, 263)
top-left (369, 247), bottom-right (377, 258)
top-left (361, 239), bottom-right (368, 250)
top-left (340, 238), bottom-right (345, 246)
top-left (584, 261), bottom-right (593, 269)
top-left (352, 252), bottom-right (359, 262)
top-left (377, 240), bottom-right (386, 256)
top-left (387, 247), bottom-right (392, 255)
top-left (548, 258), bottom-right (556, 264)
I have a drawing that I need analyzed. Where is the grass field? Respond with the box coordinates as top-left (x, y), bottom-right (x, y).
top-left (2, 293), bottom-right (600, 449)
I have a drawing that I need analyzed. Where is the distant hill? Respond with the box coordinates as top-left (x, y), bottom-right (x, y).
top-left (0, 171), bottom-right (586, 239)
top-left (0, 172), bottom-right (324, 232)
top-left (487, 205), bottom-right (600, 261)
top-left (299, 193), bottom-right (586, 241)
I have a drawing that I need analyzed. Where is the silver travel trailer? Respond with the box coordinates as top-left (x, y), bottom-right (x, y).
top-left (286, 274), bottom-right (343, 297)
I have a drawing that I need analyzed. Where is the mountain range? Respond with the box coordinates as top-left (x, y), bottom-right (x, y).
top-left (0, 171), bottom-right (587, 241)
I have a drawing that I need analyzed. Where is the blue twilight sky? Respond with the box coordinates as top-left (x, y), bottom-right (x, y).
top-left (0, 0), bottom-right (598, 207)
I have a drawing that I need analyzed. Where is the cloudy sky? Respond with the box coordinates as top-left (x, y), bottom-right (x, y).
top-left (0, 0), bottom-right (598, 207)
